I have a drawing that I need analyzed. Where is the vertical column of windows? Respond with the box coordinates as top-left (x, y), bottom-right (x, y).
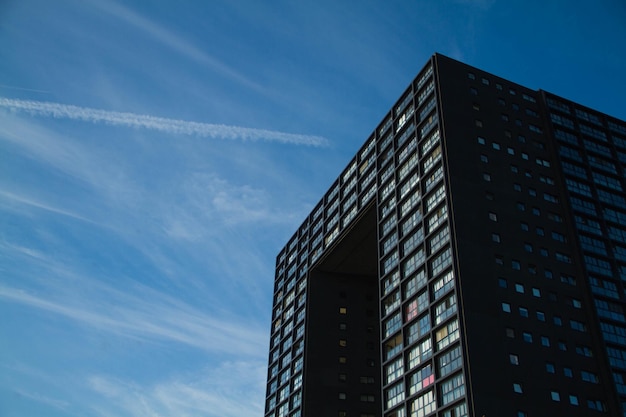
top-left (548, 95), bottom-right (626, 414)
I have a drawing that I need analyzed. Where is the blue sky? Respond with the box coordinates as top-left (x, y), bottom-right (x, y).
top-left (1, 1), bottom-right (625, 416)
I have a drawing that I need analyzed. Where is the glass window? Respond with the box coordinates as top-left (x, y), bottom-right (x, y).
top-left (410, 390), bottom-right (436, 417)
top-left (408, 363), bottom-right (434, 395)
top-left (440, 373), bottom-right (465, 406)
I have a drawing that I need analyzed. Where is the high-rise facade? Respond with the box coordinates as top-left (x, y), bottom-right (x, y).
top-left (264, 53), bottom-right (626, 417)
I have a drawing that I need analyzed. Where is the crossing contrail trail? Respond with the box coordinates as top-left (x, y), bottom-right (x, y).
top-left (0, 97), bottom-right (329, 146)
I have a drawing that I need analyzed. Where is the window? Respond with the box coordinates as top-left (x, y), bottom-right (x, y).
top-left (434, 294), bottom-right (457, 325)
top-left (581, 370), bottom-right (599, 384)
top-left (385, 381), bottom-right (405, 409)
top-left (513, 383), bottom-right (523, 393)
top-left (385, 356), bottom-right (404, 384)
top-left (550, 391), bottom-right (560, 402)
top-left (440, 373), bottom-right (465, 406)
top-left (502, 302), bottom-right (511, 313)
top-left (519, 307), bottom-right (528, 318)
top-left (407, 338), bottom-right (433, 369)
top-left (436, 319), bottom-right (460, 350)
top-left (510, 354), bottom-right (519, 365)
top-left (438, 345), bottom-right (462, 377)
top-left (408, 364), bottom-right (434, 395)
top-left (546, 362), bottom-right (555, 373)
top-left (411, 390), bottom-right (436, 417)
top-left (489, 212), bottom-right (498, 221)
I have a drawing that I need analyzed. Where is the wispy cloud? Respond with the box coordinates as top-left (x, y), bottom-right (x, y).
top-left (86, 0), bottom-right (267, 95)
top-left (0, 97), bottom-right (329, 146)
top-left (0, 280), bottom-right (267, 357)
top-left (88, 361), bottom-right (265, 417)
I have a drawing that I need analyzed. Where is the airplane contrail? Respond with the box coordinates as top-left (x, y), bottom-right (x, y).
top-left (0, 97), bottom-right (329, 146)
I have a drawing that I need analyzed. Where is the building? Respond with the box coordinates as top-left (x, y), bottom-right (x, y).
top-left (264, 53), bottom-right (626, 417)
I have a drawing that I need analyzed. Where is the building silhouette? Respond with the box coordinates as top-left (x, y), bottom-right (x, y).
top-left (264, 53), bottom-right (626, 417)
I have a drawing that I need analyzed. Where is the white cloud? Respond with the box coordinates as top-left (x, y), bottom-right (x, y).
top-left (0, 98), bottom-right (329, 146)
top-left (0, 277), bottom-right (267, 358)
top-left (88, 361), bottom-right (265, 417)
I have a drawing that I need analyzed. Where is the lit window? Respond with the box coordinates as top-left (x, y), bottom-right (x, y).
top-left (339, 307), bottom-right (347, 314)
top-left (550, 391), bottom-right (560, 402)
top-left (513, 383), bottom-right (523, 393)
top-left (510, 354), bottom-right (519, 365)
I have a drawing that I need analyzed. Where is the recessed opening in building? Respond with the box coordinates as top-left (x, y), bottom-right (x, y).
top-left (304, 202), bottom-right (381, 416)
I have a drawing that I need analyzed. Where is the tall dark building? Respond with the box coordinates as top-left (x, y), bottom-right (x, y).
top-left (264, 53), bottom-right (626, 417)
